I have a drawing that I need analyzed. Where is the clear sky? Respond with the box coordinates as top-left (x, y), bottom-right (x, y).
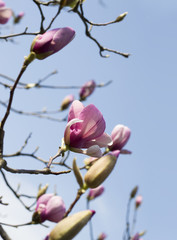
top-left (0, 0), bottom-right (177, 239)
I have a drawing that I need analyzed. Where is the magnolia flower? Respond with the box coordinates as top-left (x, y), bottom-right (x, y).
top-left (60, 94), bottom-right (74, 111)
top-left (64, 100), bottom-right (112, 157)
top-left (109, 124), bottom-right (131, 151)
top-left (87, 185), bottom-right (104, 201)
top-left (32, 194), bottom-right (66, 223)
top-left (0, 7), bottom-right (12, 24)
top-left (79, 80), bottom-right (96, 101)
top-left (30, 27), bottom-right (75, 60)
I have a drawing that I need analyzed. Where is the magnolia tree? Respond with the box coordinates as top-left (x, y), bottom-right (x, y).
top-left (0, 1), bottom-right (145, 240)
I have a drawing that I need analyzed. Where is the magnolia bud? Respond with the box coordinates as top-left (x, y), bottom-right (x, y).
top-left (79, 80), bottom-right (96, 101)
top-left (30, 27), bottom-right (75, 60)
top-left (13, 11), bottom-right (24, 24)
top-left (97, 232), bottom-right (107, 240)
top-left (60, 94), bottom-right (74, 111)
top-left (115, 12), bottom-right (128, 22)
top-left (48, 210), bottom-right (95, 240)
top-left (130, 186), bottom-right (138, 199)
top-left (135, 195), bottom-right (143, 208)
top-left (84, 151), bottom-right (120, 188)
top-left (87, 185), bottom-right (104, 201)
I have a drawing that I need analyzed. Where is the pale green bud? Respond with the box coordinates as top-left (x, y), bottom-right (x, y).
top-left (84, 151), bottom-right (120, 188)
top-left (49, 210), bottom-right (95, 240)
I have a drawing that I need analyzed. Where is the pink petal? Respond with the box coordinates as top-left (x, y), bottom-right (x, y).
top-left (84, 145), bottom-right (102, 158)
top-left (79, 104), bottom-right (105, 141)
top-left (64, 118), bottom-right (83, 145)
top-left (85, 133), bottom-right (112, 148)
top-left (36, 193), bottom-right (54, 211)
top-left (68, 100), bottom-right (84, 122)
top-left (45, 196), bottom-right (65, 222)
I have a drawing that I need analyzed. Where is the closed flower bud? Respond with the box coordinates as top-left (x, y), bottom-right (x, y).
top-left (130, 185), bottom-right (138, 199)
top-left (79, 80), bottom-right (96, 101)
top-left (84, 151), bottom-right (120, 188)
top-left (87, 185), bottom-right (104, 201)
top-left (13, 11), bottom-right (24, 24)
top-left (135, 195), bottom-right (143, 208)
top-left (32, 194), bottom-right (66, 223)
top-left (48, 210), bottom-right (95, 240)
top-left (37, 184), bottom-right (49, 199)
top-left (97, 232), bottom-right (107, 240)
top-left (109, 124), bottom-right (131, 151)
top-left (0, 0), bottom-right (5, 7)
top-left (60, 94), bottom-right (74, 111)
top-left (30, 27), bottom-right (75, 60)
top-left (0, 7), bottom-right (12, 24)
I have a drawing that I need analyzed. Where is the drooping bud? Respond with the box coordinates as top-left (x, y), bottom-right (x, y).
top-left (79, 80), bottom-right (96, 101)
top-left (60, 94), bottom-right (74, 111)
top-left (48, 210), bottom-right (95, 240)
top-left (0, 7), bottom-right (12, 24)
top-left (32, 194), bottom-right (66, 223)
top-left (87, 185), bottom-right (104, 201)
top-left (84, 151), bottom-right (120, 188)
top-left (135, 195), bottom-right (143, 208)
top-left (30, 27), bottom-right (75, 60)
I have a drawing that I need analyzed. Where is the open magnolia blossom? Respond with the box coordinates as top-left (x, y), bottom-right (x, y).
top-left (64, 100), bottom-right (112, 157)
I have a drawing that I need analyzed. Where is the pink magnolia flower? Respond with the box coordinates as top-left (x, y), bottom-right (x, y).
top-left (132, 233), bottom-right (144, 240)
top-left (79, 80), bottom-right (96, 101)
top-left (135, 195), bottom-right (143, 208)
top-left (30, 27), bottom-right (75, 60)
top-left (87, 185), bottom-right (104, 200)
top-left (34, 193), bottom-right (66, 223)
top-left (0, 7), bottom-right (12, 24)
top-left (109, 124), bottom-right (131, 151)
top-left (60, 94), bottom-right (74, 111)
top-left (64, 100), bottom-right (112, 157)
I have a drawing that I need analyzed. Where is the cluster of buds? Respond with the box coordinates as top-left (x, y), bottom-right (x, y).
top-left (0, 0), bottom-right (12, 24)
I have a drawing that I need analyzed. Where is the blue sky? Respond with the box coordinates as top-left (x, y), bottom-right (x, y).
top-left (0, 0), bottom-right (177, 239)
